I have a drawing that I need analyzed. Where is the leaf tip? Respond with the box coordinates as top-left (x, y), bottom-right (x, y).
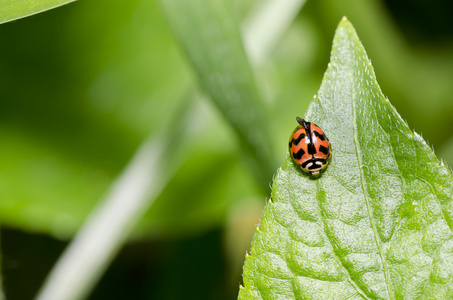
top-left (338, 16), bottom-right (356, 32)
top-left (336, 16), bottom-right (356, 34)
top-left (333, 16), bottom-right (363, 49)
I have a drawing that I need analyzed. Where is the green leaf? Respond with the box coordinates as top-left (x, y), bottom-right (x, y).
top-left (0, 0), bottom-right (76, 24)
top-left (239, 17), bottom-right (453, 300)
top-left (160, 0), bottom-right (277, 190)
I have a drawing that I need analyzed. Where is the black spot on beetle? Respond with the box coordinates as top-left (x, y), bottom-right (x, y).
top-left (293, 148), bottom-right (305, 160)
top-left (318, 145), bottom-right (329, 155)
top-left (292, 133), bottom-right (305, 145)
top-left (314, 130), bottom-right (326, 141)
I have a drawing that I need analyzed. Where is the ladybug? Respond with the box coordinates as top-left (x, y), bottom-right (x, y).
top-left (289, 117), bottom-right (331, 176)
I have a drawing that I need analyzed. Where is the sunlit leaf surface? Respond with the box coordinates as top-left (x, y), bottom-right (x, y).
top-left (239, 18), bottom-right (453, 300)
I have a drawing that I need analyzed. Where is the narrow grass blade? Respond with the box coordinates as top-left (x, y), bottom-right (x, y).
top-left (35, 95), bottom-right (205, 300)
top-left (160, 0), bottom-right (276, 189)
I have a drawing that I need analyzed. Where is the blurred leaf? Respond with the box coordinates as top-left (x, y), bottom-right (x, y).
top-left (0, 0), bottom-right (188, 237)
top-left (160, 0), bottom-right (277, 190)
top-left (0, 0), bottom-right (76, 24)
top-left (240, 18), bottom-right (453, 299)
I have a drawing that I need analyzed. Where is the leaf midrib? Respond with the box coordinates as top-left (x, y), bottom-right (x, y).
top-left (351, 86), bottom-right (395, 300)
top-left (314, 178), bottom-right (372, 300)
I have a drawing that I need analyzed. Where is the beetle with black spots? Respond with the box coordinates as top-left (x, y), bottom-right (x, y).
top-left (289, 117), bottom-right (332, 176)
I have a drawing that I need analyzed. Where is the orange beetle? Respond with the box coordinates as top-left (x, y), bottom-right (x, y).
top-left (289, 117), bottom-right (331, 176)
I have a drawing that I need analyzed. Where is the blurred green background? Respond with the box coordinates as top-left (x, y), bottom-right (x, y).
top-left (2, 0), bottom-right (453, 299)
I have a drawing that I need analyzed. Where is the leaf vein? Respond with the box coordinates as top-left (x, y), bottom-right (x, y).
top-left (351, 92), bottom-right (395, 300)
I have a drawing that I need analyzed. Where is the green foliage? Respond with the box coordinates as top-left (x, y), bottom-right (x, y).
top-left (160, 0), bottom-right (277, 189)
top-left (239, 18), bottom-right (453, 300)
top-left (0, 0), bottom-right (269, 240)
top-left (0, 0), bottom-right (76, 24)
top-left (0, 0), bottom-right (192, 238)
top-left (3, 0), bottom-right (453, 298)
